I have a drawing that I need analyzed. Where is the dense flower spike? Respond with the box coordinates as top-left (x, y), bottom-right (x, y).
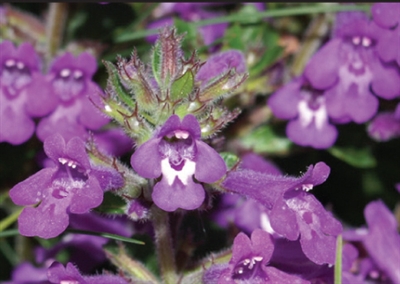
top-left (0, 40), bottom-right (56, 144)
top-left (36, 52), bottom-right (109, 142)
top-left (131, 114), bottom-right (226, 211)
top-left (9, 134), bottom-right (104, 238)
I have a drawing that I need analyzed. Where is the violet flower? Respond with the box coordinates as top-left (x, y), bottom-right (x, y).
top-left (372, 3), bottom-right (400, 66)
top-left (208, 229), bottom-right (309, 283)
top-left (367, 102), bottom-right (400, 142)
top-left (223, 162), bottom-right (343, 265)
top-left (36, 52), bottom-right (109, 142)
top-left (268, 76), bottom-right (338, 149)
top-left (47, 261), bottom-right (128, 284)
top-left (305, 11), bottom-right (400, 123)
top-left (130, 114), bottom-right (226, 212)
top-left (147, 3), bottom-right (228, 49)
top-left (0, 40), bottom-right (57, 145)
top-left (9, 134), bottom-right (104, 238)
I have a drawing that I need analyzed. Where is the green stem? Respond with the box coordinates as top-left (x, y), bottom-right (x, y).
top-left (115, 4), bottom-right (371, 42)
top-left (151, 205), bottom-right (178, 284)
top-left (45, 3), bottom-right (68, 67)
top-left (334, 235), bottom-right (343, 284)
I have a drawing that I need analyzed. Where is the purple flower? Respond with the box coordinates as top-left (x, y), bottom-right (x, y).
top-left (372, 3), bottom-right (400, 66)
top-left (36, 52), bottom-right (109, 142)
top-left (9, 134), bottom-right (104, 238)
top-left (305, 12), bottom-right (400, 121)
top-left (147, 3), bottom-right (228, 49)
top-left (196, 50), bottom-right (247, 88)
top-left (223, 162), bottom-right (343, 265)
top-left (5, 261), bottom-right (51, 284)
top-left (130, 114), bottom-right (226, 211)
top-left (367, 102), bottom-right (400, 141)
top-left (47, 262), bottom-right (128, 284)
top-left (343, 200), bottom-right (400, 283)
top-left (268, 76), bottom-right (338, 149)
top-left (212, 229), bottom-right (309, 283)
top-left (0, 41), bottom-right (57, 144)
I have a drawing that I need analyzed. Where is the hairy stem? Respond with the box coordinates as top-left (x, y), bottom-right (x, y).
top-left (151, 205), bottom-right (178, 284)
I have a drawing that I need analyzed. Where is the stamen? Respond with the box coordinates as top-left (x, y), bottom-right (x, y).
top-left (362, 36), bottom-right (371, 47)
top-left (352, 36), bottom-right (361, 46)
top-left (16, 62), bottom-right (25, 70)
top-left (73, 70), bottom-right (83, 79)
top-left (5, 59), bottom-right (15, 67)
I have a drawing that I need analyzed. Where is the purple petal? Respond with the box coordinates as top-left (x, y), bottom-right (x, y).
top-left (15, 42), bottom-right (41, 71)
top-left (308, 162), bottom-right (330, 186)
top-left (78, 82), bottom-right (110, 129)
top-left (269, 198), bottom-right (299, 240)
top-left (372, 3), bottom-right (400, 29)
top-left (152, 177), bottom-right (205, 211)
top-left (181, 114), bottom-right (201, 139)
top-left (268, 77), bottom-right (302, 119)
top-left (230, 232), bottom-right (252, 265)
top-left (75, 52), bottom-right (97, 78)
top-left (69, 176), bottom-right (103, 214)
top-left (304, 39), bottom-right (341, 89)
top-left (0, 98), bottom-right (35, 145)
top-left (9, 168), bottom-right (56, 206)
top-left (367, 111), bottom-right (400, 141)
top-left (299, 229), bottom-right (337, 265)
top-left (158, 114), bottom-right (182, 137)
top-left (130, 137), bottom-right (162, 178)
top-left (363, 200), bottom-right (400, 284)
top-left (265, 267), bottom-right (310, 284)
top-left (194, 140), bottom-right (226, 183)
top-left (18, 201), bottom-right (69, 238)
top-left (65, 136), bottom-right (91, 171)
top-left (24, 73), bottom-right (58, 117)
top-left (239, 153), bottom-right (282, 175)
top-left (250, 229), bottom-right (274, 262)
top-left (43, 134), bottom-right (66, 163)
top-left (371, 60), bottom-right (400, 100)
top-left (47, 262), bottom-right (84, 283)
top-left (286, 117), bottom-right (338, 149)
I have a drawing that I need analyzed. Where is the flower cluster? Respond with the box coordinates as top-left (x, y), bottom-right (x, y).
top-left (268, 9), bottom-right (400, 148)
top-left (2, 3), bottom-right (399, 284)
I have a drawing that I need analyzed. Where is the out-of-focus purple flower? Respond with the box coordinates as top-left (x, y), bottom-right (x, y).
top-left (210, 229), bottom-right (310, 283)
top-left (268, 76), bottom-right (338, 149)
top-left (305, 12), bottom-right (400, 121)
top-left (0, 41), bottom-right (57, 145)
top-left (36, 52), bottom-right (109, 142)
top-left (343, 200), bottom-right (400, 284)
top-left (147, 3), bottom-right (228, 49)
top-left (5, 261), bottom-right (51, 284)
top-left (131, 114), bottom-right (226, 211)
top-left (223, 162), bottom-right (342, 265)
top-left (196, 49), bottom-right (247, 88)
top-left (47, 262), bottom-right (128, 284)
top-left (9, 134), bottom-right (104, 238)
top-left (92, 128), bottom-right (133, 157)
top-left (372, 3), bottom-right (400, 66)
top-left (367, 102), bottom-right (400, 141)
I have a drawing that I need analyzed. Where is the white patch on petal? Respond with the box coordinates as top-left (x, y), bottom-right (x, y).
top-left (161, 158), bottom-right (196, 186)
top-left (260, 212), bottom-right (276, 235)
top-left (298, 98), bottom-right (328, 130)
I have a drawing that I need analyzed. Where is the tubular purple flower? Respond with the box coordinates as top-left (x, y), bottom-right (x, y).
top-left (0, 40), bottom-right (57, 144)
top-left (130, 114), bottom-right (227, 211)
top-left (36, 52), bottom-right (109, 142)
top-left (268, 76), bottom-right (338, 149)
top-left (9, 134), bottom-right (104, 238)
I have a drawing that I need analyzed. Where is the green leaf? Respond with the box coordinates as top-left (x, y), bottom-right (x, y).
top-left (95, 192), bottom-right (126, 215)
top-left (328, 146), bottom-right (376, 168)
top-left (220, 152), bottom-right (240, 170)
top-left (334, 235), bottom-right (343, 284)
top-left (170, 69), bottom-right (194, 102)
top-left (241, 125), bottom-right (292, 155)
top-left (68, 229), bottom-right (144, 245)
